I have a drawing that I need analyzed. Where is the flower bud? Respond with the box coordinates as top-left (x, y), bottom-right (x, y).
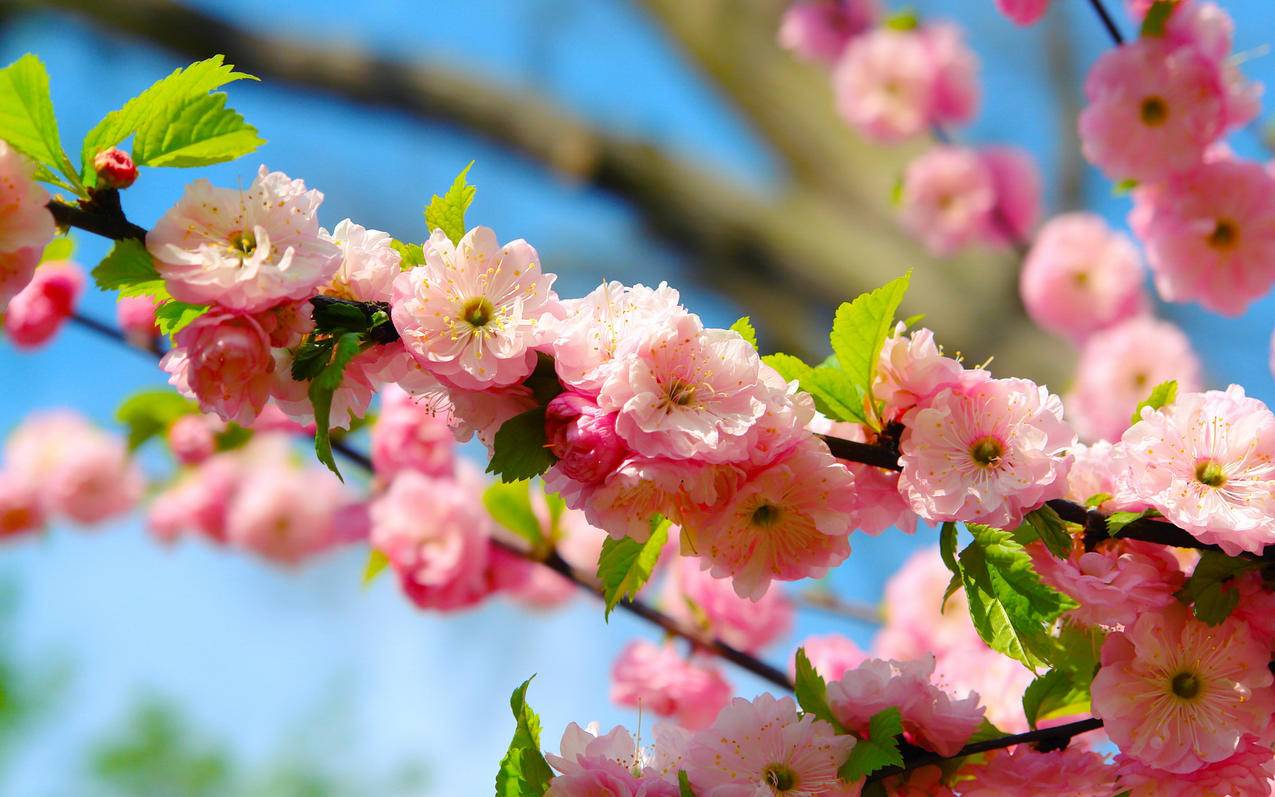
top-left (93, 147), bottom-right (138, 189)
top-left (544, 392), bottom-right (627, 485)
top-left (167, 414), bottom-right (218, 465)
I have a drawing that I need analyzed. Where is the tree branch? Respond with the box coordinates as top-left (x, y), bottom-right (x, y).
top-left (1086, 0), bottom-right (1127, 45)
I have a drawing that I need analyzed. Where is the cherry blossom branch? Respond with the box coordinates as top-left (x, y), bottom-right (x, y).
top-left (48, 193), bottom-right (147, 241)
top-left (1086, 0), bottom-right (1127, 45)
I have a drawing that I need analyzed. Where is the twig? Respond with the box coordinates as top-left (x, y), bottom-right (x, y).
top-left (795, 590), bottom-right (881, 625)
top-left (1086, 0), bottom-right (1126, 45)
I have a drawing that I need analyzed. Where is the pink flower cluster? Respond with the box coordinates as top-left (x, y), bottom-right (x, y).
top-left (4, 260), bottom-right (84, 348)
top-left (0, 140), bottom-right (55, 314)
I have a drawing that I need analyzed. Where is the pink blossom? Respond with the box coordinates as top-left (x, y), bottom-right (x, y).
top-left (1091, 605), bottom-right (1275, 773)
top-left (166, 413), bottom-right (218, 465)
top-left (1134, 159), bottom-right (1275, 316)
top-left (682, 438), bottom-right (855, 600)
top-left (598, 313), bottom-right (765, 463)
top-left (610, 641), bottom-right (732, 731)
top-left (146, 451), bottom-right (242, 544)
top-left (899, 377), bottom-right (1075, 529)
top-left (1080, 38), bottom-right (1231, 182)
top-left (0, 140), bottom-right (55, 254)
top-left (827, 657), bottom-right (984, 757)
top-left (922, 24), bottom-right (980, 128)
top-left (545, 392), bottom-right (629, 486)
top-left (39, 426), bottom-right (143, 525)
top-left (0, 472), bottom-right (43, 539)
top-left (4, 261), bottom-right (84, 348)
top-left (391, 226), bottom-right (559, 390)
top-left (873, 546), bottom-right (975, 661)
top-left (931, 643), bottom-right (1033, 734)
top-left (546, 724), bottom-right (681, 797)
top-left (796, 635), bottom-right (869, 682)
top-left (1065, 316), bottom-right (1202, 443)
top-left (370, 467), bottom-right (492, 611)
top-left (685, 693), bottom-right (855, 796)
top-left (995, 0), bottom-right (1050, 25)
top-left (898, 146), bottom-right (995, 256)
top-left (550, 455), bottom-right (720, 542)
top-left (224, 458), bottom-right (346, 565)
top-left (161, 309), bottom-right (275, 426)
top-left (741, 364), bottom-right (817, 469)
top-left (116, 295), bottom-right (159, 347)
top-left (1151, 2), bottom-right (1262, 131)
top-left (92, 146), bottom-right (137, 189)
top-left (1115, 735), bottom-right (1275, 797)
top-left (978, 146), bottom-right (1041, 247)
top-left (442, 382), bottom-right (539, 449)
top-left (321, 218), bottom-right (401, 302)
top-left (486, 543), bottom-right (576, 610)
top-left (1019, 213), bottom-right (1147, 343)
top-left (0, 246), bottom-right (39, 313)
top-left (1117, 385), bottom-right (1275, 556)
top-left (249, 402), bottom-right (312, 435)
top-left (1064, 440), bottom-right (1143, 513)
top-left (846, 462), bottom-right (916, 536)
top-left (874, 325), bottom-right (976, 424)
top-left (370, 383), bottom-right (455, 479)
top-left (833, 28), bottom-right (938, 143)
top-left (888, 766), bottom-right (952, 797)
top-left (1029, 539), bottom-right (1184, 629)
top-left (662, 556), bottom-right (793, 653)
top-left (958, 746), bottom-right (1115, 796)
top-left (1228, 571), bottom-right (1275, 651)
top-left (147, 166), bottom-right (340, 312)
top-left (270, 345), bottom-right (379, 432)
top-left (777, 1), bottom-right (880, 64)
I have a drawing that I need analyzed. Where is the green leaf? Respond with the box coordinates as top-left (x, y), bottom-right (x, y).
top-left (545, 490), bottom-right (566, 539)
top-left (40, 236), bottom-right (75, 263)
top-left (828, 272), bottom-right (911, 428)
top-left (92, 239), bottom-right (168, 299)
top-left (361, 548), bottom-right (389, 588)
top-left (115, 389), bottom-right (198, 451)
top-left (765, 354), bottom-right (868, 423)
top-left (495, 678), bottom-right (553, 797)
top-left (958, 524), bottom-right (1077, 671)
top-left (793, 648), bottom-right (846, 732)
top-left (1022, 506), bottom-right (1073, 559)
top-left (425, 161), bottom-right (476, 244)
top-left (308, 332), bottom-right (363, 480)
top-left (939, 522), bottom-right (962, 611)
top-left (1131, 380), bottom-right (1177, 424)
top-left (1112, 178), bottom-right (1139, 196)
top-left (0, 54), bottom-right (77, 188)
top-left (1105, 508), bottom-right (1160, 537)
top-left (883, 9), bottom-right (919, 30)
top-left (487, 408), bottom-right (555, 483)
top-left (483, 480), bottom-right (545, 549)
top-left (596, 517), bottom-right (670, 619)
top-left (213, 422), bottom-right (253, 452)
top-left (729, 316), bottom-right (758, 349)
top-left (1021, 669), bottom-right (1089, 730)
top-left (1055, 622), bottom-right (1105, 682)
top-left (81, 55), bottom-right (258, 185)
top-left (677, 770), bottom-right (695, 797)
top-left (1084, 492), bottom-right (1113, 508)
top-left (1176, 551), bottom-right (1260, 626)
top-left (838, 707), bottom-right (904, 782)
top-left (1140, 0), bottom-right (1175, 36)
top-left (390, 239), bottom-right (425, 269)
top-left (155, 301), bottom-right (209, 337)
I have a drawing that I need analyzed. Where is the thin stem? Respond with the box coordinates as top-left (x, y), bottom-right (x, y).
top-left (1086, 0), bottom-right (1126, 45)
top-left (795, 590), bottom-right (882, 625)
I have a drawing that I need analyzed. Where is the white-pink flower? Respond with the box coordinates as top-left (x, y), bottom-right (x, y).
top-left (321, 218), bottom-right (401, 302)
top-left (899, 377), bottom-right (1075, 529)
top-left (874, 324), bottom-right (976, 424)
top-left (832, 28), bottom-right (935, 143)
top-left (147, 166), bottom-right (341, 312)
top-left (959, 746), bottom-right (1115, 796)
top-left (1090, 605), bottom-right (1275, 774)
top-left (223, 453), bottom-right (347, 565)
top-left (979, 146), bottom-right (1041, 247)
top-left (1029, 539), bottom-right (1183, 629)
top-left (370, 383), bottom-right (455, 479)
top-left (898, 146), bottom-right (995, 256)
top-left (1114, 734), bottom-right (1275, 797)
top-left (0, 140), bottom-right (55, 254)
top-left (662, 555), bottom-right (793, 653)
top-left (1117, 385), bottom-right (1275, 556)
top-left (795, 635), bottom-right (869, 682)
top-left (545, 723), bottom-right (681, 797)
top-left (610, 640), bottom-right (732, 731)
top-left (161, 309), bottom-right (275, 427)
top-left (391, 226), bottom-right (559, 390)
top-left (1019, 213), bottom-right (1146, 344)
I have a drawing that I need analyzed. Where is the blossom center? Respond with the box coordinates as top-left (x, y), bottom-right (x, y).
top-left (751, 502), bottom-right (783, 528)
top-left (665, 379), bottom-right (697, 408)
top-left (461, 296), bottom-right (495, 329)
top-left (1170, 671), bottom-right (1202, 700)
top-left (1195, 460), bottom-right (1227, 488)
top-left (1207, 219), bottom-right (1239, 250)
top-left (1140, 96), bottom-right (1168, 126)
top-left (969, 435), bottom-right (1004, 468)
top-left (763, 763), bottom-right (797, 792)
top-left (229, 229), bottom-right (257, 257)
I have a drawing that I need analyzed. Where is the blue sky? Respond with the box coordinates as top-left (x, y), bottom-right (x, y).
top-left (2, 1), bottom-right (1275, 794)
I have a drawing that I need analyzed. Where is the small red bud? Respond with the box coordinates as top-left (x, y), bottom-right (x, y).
top-left (93, 147), bottom-right (138, 189)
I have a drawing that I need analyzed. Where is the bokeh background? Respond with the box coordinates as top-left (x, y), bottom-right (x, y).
top-left (1, 0), bottom-right (1274, 794)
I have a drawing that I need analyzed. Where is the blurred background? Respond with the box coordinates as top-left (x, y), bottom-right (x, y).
top-left (0, 0), bottom-right (1273, 794)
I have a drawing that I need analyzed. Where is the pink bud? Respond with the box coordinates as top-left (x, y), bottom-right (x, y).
top-left (544, 392), bottom-right (628, 485)
top-left (167, 414), bottom-right (217, 465)
top-left (93, 147), bottom-right (138, 189)
top-left (116, 294), bottom-right (159, 347)
top-left (3, 261), bottom-right (84, 348)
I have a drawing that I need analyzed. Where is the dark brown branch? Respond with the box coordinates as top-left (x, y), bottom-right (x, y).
top-left (48, 197), bottom-right (147, 241)
top-left (1086, 0), bottom-right (1126, 45)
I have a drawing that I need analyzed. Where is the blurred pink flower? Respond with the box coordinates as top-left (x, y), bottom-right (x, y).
top-left (4, 261), bottom-right (84, 348)
top-left (777, 0), bottom-right (880, 64)
top-left (898, 146), bottom-right (996, 256)
top-left (610, 640), bottom-right (732, 730)
top-left (663, 556), bottom-right (794, 653)
top-left (959, 746), bottom-right (1115, 796)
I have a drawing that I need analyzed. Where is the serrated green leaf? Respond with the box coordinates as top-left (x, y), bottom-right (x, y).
top-left (729, 316), bottom-right (757, 349)
top-left (81, 55), bottom-right (258, 185)
top-left (92, 239), bottom-right (168, 299)
top-left (0, 54), bottom-right (78, 188)
top-left (1105, 508), bottom-right (1159, 537)
top-left (39, 236), bottom-right (74, 263)
top-left (309, 332), bottom-right (364, 480)
top-left (959, 524), bottom-right (1077, 671)
top-left (362, 548), bottom-right (389, 588)
top-left (132, 92), bottom-right (263, 168)
top-left (1084, 492), bottom-right (1113, 508)
top-left (155, 301), bottom-right (208, 337)
top-left (487, 408), bottom-right (555, 483)
top-left (828, 272), bottom-right (911, 429)
top-left (115, 389), bottom-right (198, 451)
top-left (1022, 669), bottom-right (1089, 730)
top-left (484, 480), bottom-right (545, 549)
top-left (793, 648), bottom-right (846, 732)
top-left (1055, 622), bottom-right (1105, 683)
top-left (1131, 380), bottom-right (1177, 424)
top-left (939, 522), bottom-right (962, 611)
top-left (496, 677), bottom-right (553, 797)
top-left (390, 239), bottom-right (425, 269)
top-left (677, 770), bottom-right (695, 797)
top-left (425, 161), bottom-right (476, 244)
top-left (1023, 506), bottom-right (1073, 559)
top-left (1140, 0), bottom-right (1175, 36)
top-left (597, 517), bottom-right (670, 619)
top-left (1176, 550), bottom-right (1260, 626)
top-left (838, 707), bottom-right (904, 782)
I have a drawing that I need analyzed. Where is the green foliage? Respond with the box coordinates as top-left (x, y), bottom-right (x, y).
top-left (1021, 669), bottom-right (1090, 730)
top-left (80, 55), bottom-right (260, 186)
top-left (729, 316), bottom-right (758, 349)
top-left (883, 9), bottom-right (920, 30)
top-left (597, 517), bottom-right (671, 619)
top-left (155, 301), bottom-right (209, 337)
top-left (390, 239), bottom-right (425, 269)
top-left (678, 770), bottom-right (695, 797)
top-left (1020, 506), bottom-right (1073, 559)
top-left (1084, 492), bottom-right (1113, 508)
top-left (762, 353), bottom-right (866, 424)
top-left (496, 678), bottom-right (553, 797)
top-left (40, 236), bottom-right (75, 263)
top-left (92, 699), bottom-right (231, 797)
top-left (425, 161), bottom-right (477, 244)
top-left (837, 707), bottom-right (904, 782)
top-left (793, 648), bottom-right (846, 732)
top-left (1131, 380), bottom-right (1177, 424)
top-left (116, 389), bottom-right (199, 451)
top-left (957, 524), bottom-right (1077, 671)
top-left (92, 239), bottom-right (166, 299)
top-left (1175, 551), bottom-right (1260, 626)
top-left (1140, 0), bottom-right (1176, 36)
top-left (484, 480), bottom-right (546, 549)
top-left (828, 272), bottom-right (911, 428)
top-left (487, 408), bottom-right (555, 482)
top-left (308, 332), bottom-right (364, 480)
top-left (0, 54), bottom-right (79, 191)
top-left (362, 548), bottom-right (390, 588)
top-left (1105, 507), bottom-right (1160, 537)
